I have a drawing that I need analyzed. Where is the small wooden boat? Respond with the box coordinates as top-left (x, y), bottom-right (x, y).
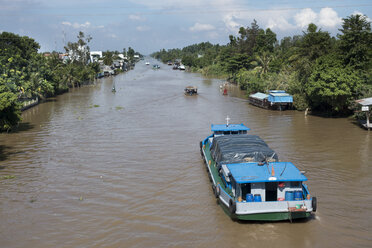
top-left (200, 117), bottom-right (317, 221)
top-left (184, 86), bottom-right (197, 96)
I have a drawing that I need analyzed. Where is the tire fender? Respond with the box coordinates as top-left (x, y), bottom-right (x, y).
top-left (229, 199), bottom-right (236, 214)
top-left (312, 197), bottom-right (317, 212)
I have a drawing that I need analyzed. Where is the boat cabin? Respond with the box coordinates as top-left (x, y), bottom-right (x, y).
top-left (220, 162), bottom-right (308, 202)
top-left (211, 123), bottom-right (250, 136)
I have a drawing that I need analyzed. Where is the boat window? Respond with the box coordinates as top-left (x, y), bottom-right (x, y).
top-left (240, 183), bottom-right (251, 200)
top-left (214, 131), bottom-right (223, 135)
top-left (239, 130), bottom-right (247, 134)
top-left (291, 182), bottom-right (300, 188)
top-left (223, 131), bottom-right (231, 135)
top-left (265, 182), bottom-right (277, 201)
top-left (231, 131), bottom-right (238, 134)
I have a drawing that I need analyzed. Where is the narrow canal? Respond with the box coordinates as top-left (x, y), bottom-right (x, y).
top-left (1, 59), bottom-right (372, 247)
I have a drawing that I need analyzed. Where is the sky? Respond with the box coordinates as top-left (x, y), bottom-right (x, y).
top-left (0, 0), bottom-right (371, 55)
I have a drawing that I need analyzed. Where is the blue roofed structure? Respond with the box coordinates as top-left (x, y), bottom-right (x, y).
top-left (249, 92), bottom-right (268, 100)
top-left (268, 91), bottom-right (293, 103)
top-left (211, 123), bottom-right (250, 132)
top-left (227, 162), bottom-right (307, 183)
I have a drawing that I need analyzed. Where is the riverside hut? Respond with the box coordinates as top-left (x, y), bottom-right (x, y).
top-left (248, 90), bottom-right (293, 110)
top-left (268, 90), bottom-right (293, 110)
top-left (355, 97), bottom-right (372, 130)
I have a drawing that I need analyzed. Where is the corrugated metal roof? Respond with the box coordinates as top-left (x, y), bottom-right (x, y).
top-left (211, 123), bottom-right (250, 132)
top-left (249, 92), bottom-right (268, 100)
top-left (356, 97), bottom-right (372, 106)
top-left (227, 162), bottom-right (307, 183)
top-left (268, 93), bottom-right (293, 103)
top-left (269, 93), bottom-right (290, 97)
top-left (269, 90), bottom-right (286, 93)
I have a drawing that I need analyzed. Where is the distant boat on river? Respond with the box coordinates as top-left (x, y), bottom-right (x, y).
top-left (184, 86), bottom-right (198, 96)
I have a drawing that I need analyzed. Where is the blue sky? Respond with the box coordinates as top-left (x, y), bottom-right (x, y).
top-left (0, 0), bottom-right (371, 54)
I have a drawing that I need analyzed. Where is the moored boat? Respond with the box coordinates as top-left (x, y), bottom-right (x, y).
top-left (199, 118), bottom-right (317, 221)
top-left (184, 86), bottom-right (197, 95)
top-left (248, 90), bottom-right (293, 111)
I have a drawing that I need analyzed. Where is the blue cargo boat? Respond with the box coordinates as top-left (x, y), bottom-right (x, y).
top-left (200, 118), bottom-right (316, 221)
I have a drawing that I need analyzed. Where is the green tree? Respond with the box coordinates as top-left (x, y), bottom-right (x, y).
top-left (103, 51), bottom-right (114, 65)
top-left (0, 78), bottom-right (21, 132)
top-left (306, 55), bottom-right (362, 114)
top-left (64, 31), bottom-right (92, 65)
top-left (255, 28), bottom-right (277, 53)
top-left (338, 14), bottom-right (372, 70)
top-left (127, 47), bottom-right (135, 62)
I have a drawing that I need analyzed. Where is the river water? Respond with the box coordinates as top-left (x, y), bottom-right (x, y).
top-left (1, 59), bottom-right (372, 248)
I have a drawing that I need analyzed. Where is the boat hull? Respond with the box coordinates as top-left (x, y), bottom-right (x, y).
top-left (219, 203), bottom-right (311, 221)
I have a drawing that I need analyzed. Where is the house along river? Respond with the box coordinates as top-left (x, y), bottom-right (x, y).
top-left (1, 59), bottom-right (372, 248)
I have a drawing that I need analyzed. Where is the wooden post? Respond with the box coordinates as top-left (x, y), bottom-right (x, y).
top-left (367, 111), bottom-right (370, 130)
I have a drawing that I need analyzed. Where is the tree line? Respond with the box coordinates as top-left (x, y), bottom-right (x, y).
top-left (152, 14), bottom-right (372, 116)
top-left (0, 31), bottom-right (139, 132)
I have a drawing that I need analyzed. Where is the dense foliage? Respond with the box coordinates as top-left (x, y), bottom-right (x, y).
top-left (152, 15), bottom-right (372, 116)
top-left (0, 31), bottom-right (99, 131)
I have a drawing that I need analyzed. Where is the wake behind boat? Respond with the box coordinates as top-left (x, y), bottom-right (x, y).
top-left (199, 117), bottom-right (317, 221)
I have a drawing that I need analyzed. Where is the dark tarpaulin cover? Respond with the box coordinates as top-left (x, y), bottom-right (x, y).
top-left (210, 135), bottom-right (278, 165)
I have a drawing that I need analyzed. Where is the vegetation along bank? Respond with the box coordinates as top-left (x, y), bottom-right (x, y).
top-left (0, 31), bottom-right (141, 132)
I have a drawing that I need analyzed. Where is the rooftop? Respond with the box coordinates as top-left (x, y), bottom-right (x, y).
top-left (227, 162), bottom-right (307, 183)
top-left (249, 92), bottom-right (268, 100)
top-left (211, 123), bottom-right (250, 132)
top-left (356, 97), bottom-right (372, 106)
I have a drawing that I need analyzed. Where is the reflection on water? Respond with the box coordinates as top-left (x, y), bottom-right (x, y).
top-left (1, 59), bottom-right (372, 248)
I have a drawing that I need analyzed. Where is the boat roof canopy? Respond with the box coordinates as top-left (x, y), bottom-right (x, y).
top-left (211, 123), bottom-right (250, 132)
top-left (356, 97), bottom-right (372, 106)
top-left (268, 92), bottom-right (293, 103)
top-left (249, 92), bottom-right (268, 100)
top-left (227, 162), bottom-right (307, 183)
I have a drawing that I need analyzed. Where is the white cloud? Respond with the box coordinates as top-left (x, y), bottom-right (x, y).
top-left (129, 15), bottom-right (146, 21)
top-left (61, 21), bottom-right (90, 29)
top-left (136, 25), bottom-right (150, 31)
top-left (266, 16), bottom-right (294, 31)
top-left (294, 8), bottom-right (317, 28)
top-left (318, 8), bottom-right (341, 28)
top-left (352, 11), bottom-right (372, 22)
top-left (223, 13), bottom-right (241, 33)
top-left (189, 23), bottom-right (215, 32)
top-left (61, 21), bottom-right (104, 29)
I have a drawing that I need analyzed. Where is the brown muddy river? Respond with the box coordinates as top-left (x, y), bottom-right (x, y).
top-left (1, 59), bottom-right (372, 248)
